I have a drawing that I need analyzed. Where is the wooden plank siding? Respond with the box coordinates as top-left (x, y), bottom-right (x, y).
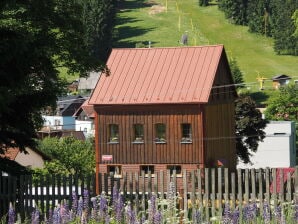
top-left (95, 105), bottom-right (205, 165)
top-left (203, 102), bottom-right (236, 171)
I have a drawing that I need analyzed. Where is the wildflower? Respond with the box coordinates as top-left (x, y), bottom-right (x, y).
top-left (71, 191), bottom-right (78, 215)
top-left (46, 208), bottom-right (53, 224)
top-left (83, 188), bottom-right (89, 211)
top-left (231, 208), bottom-right (240, 224)
top-left (60, 200), bottom-right (70, 223)
top-left (222, 202), bottom-right (231, 223)
top-left (148, 194), bottom-right (157, 223)
top-left (105, 214), bottom-right (111, 224)
top-left (274, 205), bottom-right (282, 222)
top-left (263, 201), bottom-right (271, 224)
top-left (32, 208), bottom-right (40, 224)
top-left (112, 186), bottom-right (124, 223)
top-left (243, 202), bottom-right (257, 222)
top-left (53, 205), bottom-right (61, 224)
top-left (192, 209), bottom-right (201, 224)
top-left (153, 210), bottom-right (162, 224)
top-left (125, 203), bottom-right (137, 224)
top-left (77, 196), bottom-right (83, 218)
top-left (293, 200), bottom-right (298, 222)
top-left (90, 197), bottom-right (98, 220)
top-left (99, 193), bottom-right (108, 220)
top-left (8, 203), bottom-right (15, 224)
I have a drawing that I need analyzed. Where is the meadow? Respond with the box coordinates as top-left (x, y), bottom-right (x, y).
top-left (113, 0), bottom-right (298, 91)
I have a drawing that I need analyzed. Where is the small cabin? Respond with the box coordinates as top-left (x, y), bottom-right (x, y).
top-left (272, 74), bottom-right (291, 89)
top-left (89, 45), bottom-right (237, 190)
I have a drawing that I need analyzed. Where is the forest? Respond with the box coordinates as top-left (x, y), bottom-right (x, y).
top-left (201, 0), bottom-right (298, 56)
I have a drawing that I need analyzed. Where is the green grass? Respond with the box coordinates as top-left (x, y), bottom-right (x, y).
top-left (113, 0), bottom-right (298, 91)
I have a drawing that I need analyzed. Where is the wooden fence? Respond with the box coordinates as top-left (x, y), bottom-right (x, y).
top-left (1, 167), bottom-right (298, 221)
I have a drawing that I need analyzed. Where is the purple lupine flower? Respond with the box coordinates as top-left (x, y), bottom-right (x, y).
top-left (148, 194), bottom-right (157, 223)
top-left (105, 214), bottom-right (111, 224)
top-left (243, 202), bottom-right (257, 222)
top-left (32, 208), bottom-right (40, 224)
top-left (115, 194), bottom-right (124, 223)
top-left (274, 205), bottom-right (282, 222)
top-left (167, 181), bottom-right (176, 213)
top-left (153, 210), bottom-right (162, 224)
top-left (222, 202), bottom-right (231, 223)
top-left (125, 203), bottom-right (137, 224)
top-left (293, 200), bottom-right (298, 222)
top-left (60, 200), bottom-right (70, 223)
top-left (8, 203), bottom-right (15, 224)
top-left (71, 191), bottom-right (78, 214)
top-left (83, 189), bottom-right (89, 210)
top-left (90, 197), bottom-right (98, 221)
top-left (140, 214), bottom-right (146, 224)
top-left (46, 208), bottom-right (53, 224)
top-left (99, 193), bottom-right (108, 221)
top-left (263, 201), bottom-right (271, 224)
top-left (77, 196), bottom-right (83, 218)
top-left (192, 209), bottom-right (201, 224)
top-left (231, 208), bottom-right (240, 224)
top-left (53, 205), bottom-right (61, 224)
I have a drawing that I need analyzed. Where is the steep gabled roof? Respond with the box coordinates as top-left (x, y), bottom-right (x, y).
top-left (73, 100), bottom-right (95, 118)
top-left (272, 74), bottom-right (291, 81)
top-left (89, 45), bottom-right (230, 105)
top-left (57, 95), bottom-right (85, 116)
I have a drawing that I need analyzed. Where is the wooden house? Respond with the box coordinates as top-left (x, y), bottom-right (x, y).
top-left (89, 45), bottom-right (237, 189)
top-left (272, 74), bottom-right (291, 89)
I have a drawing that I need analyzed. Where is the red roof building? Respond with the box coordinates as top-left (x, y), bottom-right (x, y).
top-left (89, 45), bottom-right (237, 192)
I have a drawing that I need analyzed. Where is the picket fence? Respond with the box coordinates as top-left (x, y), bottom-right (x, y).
top-left (1, 167), bottom-right (298, 221)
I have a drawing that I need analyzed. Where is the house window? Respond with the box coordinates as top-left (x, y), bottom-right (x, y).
top-left (155, 123), bottom-right (166, 143)
top-left (133, 124), bottom-right (144, 143)
top-left (167, 165), bottom-right (182, 177)
top-left (54, 119), bottom-right (61, 130)
top-left (181, 123), bottom-right (192, 143)
top-left (140, 165), bottom-right (154, 176)
top-left (107, 165), bottom-right (122, 178)
top-left (109, 124), bottom-right (119, 143)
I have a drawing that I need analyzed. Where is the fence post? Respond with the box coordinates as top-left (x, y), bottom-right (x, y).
top-left (183, 169), bottom-right (188, 222)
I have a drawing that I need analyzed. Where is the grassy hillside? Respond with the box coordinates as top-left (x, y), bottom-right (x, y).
top-left (113, 0), bottom-right (298, 92)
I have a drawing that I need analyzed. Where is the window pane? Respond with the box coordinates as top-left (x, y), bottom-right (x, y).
top-left (134, 124), bottom-right (144, 142)
top-left (155, 123), bottom-right (166, 142)
top-left (181, 123), bottom-right (192, 142)
top-left (109, 124), bottom-right (119, 142)
top-left (108, 165), bottom-right (122, 178)
top-left (140, 165), bottom-right (154, 174)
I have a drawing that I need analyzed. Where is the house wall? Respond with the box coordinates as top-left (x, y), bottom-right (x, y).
top-left (203, 102), bottom-right (237, 171)
top-left (15, 148), bottom-right (45, 169)
top-left (95, 104), bottom-right (204, 165)
top-left (42, 115), bottom-right (76, 130)
top-left (237, 121), bottom-right (296, 168)
top-left (75, 120), bottom-right (95, 138)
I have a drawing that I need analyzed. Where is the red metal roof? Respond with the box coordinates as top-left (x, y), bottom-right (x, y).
top-left (89, 45), bottom-right (225, 105)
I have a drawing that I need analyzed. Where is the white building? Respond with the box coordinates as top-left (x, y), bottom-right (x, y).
top-left (237, 121), bottom-right (296, 169)
top-left (73, 100), bottom-right (95, 138)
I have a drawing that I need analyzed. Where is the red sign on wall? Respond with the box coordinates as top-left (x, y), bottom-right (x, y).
top-left (102, 155), bottom-right (113, 161)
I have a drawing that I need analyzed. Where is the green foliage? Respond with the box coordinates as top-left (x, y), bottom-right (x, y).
top-left (34, 136), bottom-right (95, 176)
top-left (293, 9), bottom-right (298, 38)
top-left (265, 85), bottom-right (298, 122)
top-left (199, 0), bottom-right (209, 6)
top-left (229, 57), bottom-right (245, 89)
top-left (235, 95), bottom-right (267, 163)
top-left (0, 0), bottom-right (114, 154)
top-left (218, 0), bottom-right (298, 55)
